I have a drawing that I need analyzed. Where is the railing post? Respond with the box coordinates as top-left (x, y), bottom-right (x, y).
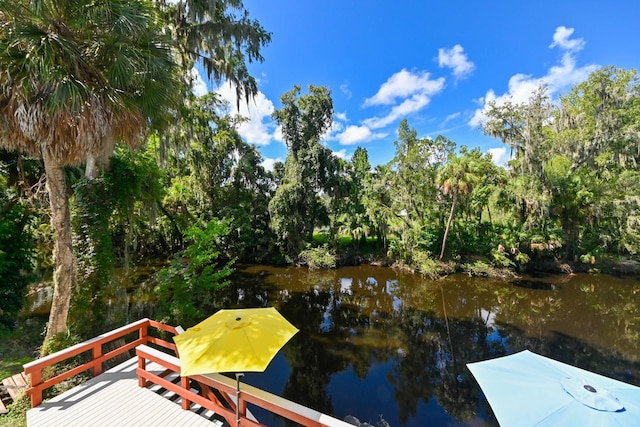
top-left (140, 320), bottom-right (149, 345)
top-left (238, 396), bottom-right (247, 427)
top-left (92, 342), bottom-right (103, 377)
top-left (26, 369), bottom-right (43, 408)
top-left (181, 376), bottom-right (191, 410)
top-left (137, 354), bottom-right (147, 388)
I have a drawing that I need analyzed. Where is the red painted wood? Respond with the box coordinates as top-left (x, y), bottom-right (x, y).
top-left (23, 319), bottom-right (179, 409)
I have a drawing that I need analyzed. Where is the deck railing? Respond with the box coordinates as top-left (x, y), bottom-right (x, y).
top-left (136, 344), bottom-right (352, 427)
top-left (23, 318), bottom-right (352, 427)
top-left (23, 318), bottom-right (178, 407)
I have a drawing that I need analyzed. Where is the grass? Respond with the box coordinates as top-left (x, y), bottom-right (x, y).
top-left (0, 317), bottom-right (60, 427)
top-left (0, 329), bottom-right (39, 380)
top-left (0, 330), bottom-right (33, 427)
top-left (0, 396), bottom-right (28, 427)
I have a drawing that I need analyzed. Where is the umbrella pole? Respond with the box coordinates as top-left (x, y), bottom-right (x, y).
top-left (235, 373), bottom-right (244, 427)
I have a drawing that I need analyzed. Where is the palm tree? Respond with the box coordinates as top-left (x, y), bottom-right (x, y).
top-left (0, 0), bottom-right (181, 345)
top-left (437, 149), bottom-right (478, 261)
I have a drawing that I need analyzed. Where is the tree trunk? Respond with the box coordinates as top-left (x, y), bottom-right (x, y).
top-left (43, 152), bottom-right (76, 350)
top-left (439, 194), bottom-right (457, 261)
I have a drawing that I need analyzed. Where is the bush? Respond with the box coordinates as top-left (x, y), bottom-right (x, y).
top-left (411, 250), bottom-right (442, 280)
top-left (155, 219), bottom-right (234, 325)
top-left (0, 203), bottom-right (35, 327)
top-left (298, 245), bottom-right (337, 269)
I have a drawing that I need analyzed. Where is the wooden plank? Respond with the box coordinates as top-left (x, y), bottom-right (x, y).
top-left (0, 397), bottom-right (7, 414)
top-left (26, 357), bottom-right (214, 427)
top-left (2, 374), bottom-right (27, 401)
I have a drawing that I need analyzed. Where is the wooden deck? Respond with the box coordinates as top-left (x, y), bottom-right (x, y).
top-left (27, 356), bottom-right (224, 426)
top-left (22, 318), bottom-right (353, 427)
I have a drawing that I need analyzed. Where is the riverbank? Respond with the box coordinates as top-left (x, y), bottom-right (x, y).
top-left (367, 253), bottom-right (640, 280)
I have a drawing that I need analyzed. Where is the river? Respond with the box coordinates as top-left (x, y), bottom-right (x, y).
top-left (204, 265), bottom-right (640, 427)
top-left (26, 264), bottom-right (640, 426)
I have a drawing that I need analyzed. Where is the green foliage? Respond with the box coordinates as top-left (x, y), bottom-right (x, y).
top-left (71, 177), bottom-right (117, 335)
top-left (70, 148), bottom-right (167, 335)
top-left (411, 250), bottom-right (443, 280)
top-left (0, 202), bottom-right (35, 327)
top-left (299, 245), bottom-right (337, 270)
top-left (269, 85), bottom-right (336, 258)
top-left (1, 394), bottom-right (29, 426)
top-left (155, 219), bottom-right (235, 326)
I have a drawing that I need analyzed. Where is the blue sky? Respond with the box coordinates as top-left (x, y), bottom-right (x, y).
top-left (193, 0), bottom-right (640, 168)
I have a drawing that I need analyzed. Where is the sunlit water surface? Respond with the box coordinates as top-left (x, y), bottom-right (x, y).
top-left (221, 266), bottom-right (640, 427)
top-left (25, 265), bottom-right (640, 426)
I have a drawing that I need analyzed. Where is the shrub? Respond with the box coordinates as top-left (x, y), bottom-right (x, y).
top-left (299, 245), bottom-right (337, 269)
top-left (155, 219), bottom-right (234, 325)
top-left (0, 203), bottom-right (35, 327)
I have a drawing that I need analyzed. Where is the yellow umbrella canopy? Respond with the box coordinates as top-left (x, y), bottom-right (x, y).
top-left (173, 307), bottom-right (299, 377)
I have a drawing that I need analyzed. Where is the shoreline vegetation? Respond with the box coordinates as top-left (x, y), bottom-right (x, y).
top-left (298, 237), bottom-right (640, 280)
top-left (1, 1), bottom-right (639, 425)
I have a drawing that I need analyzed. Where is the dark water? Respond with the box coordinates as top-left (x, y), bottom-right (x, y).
top-left (24, 265), bottom-right (640, 426)
top-left (212, 266), bottom-right (640, 427)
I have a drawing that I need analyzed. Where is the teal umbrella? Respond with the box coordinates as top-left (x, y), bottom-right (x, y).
top-left (467, 350), bottom-right (640, 426)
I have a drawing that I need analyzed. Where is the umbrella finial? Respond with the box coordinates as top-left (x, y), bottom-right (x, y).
top-left (226, 316), bottom-right (252, 329)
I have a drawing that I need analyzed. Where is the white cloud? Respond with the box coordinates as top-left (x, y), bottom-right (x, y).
top-left (261, 157), bottom-right (283, 172)
top-left (438, 45), bottom-right (475, 79)
top-left (364, 92), bottom-right (438, 129)
top-left (549, 26), bottom-right (585, 51)
top-left (469, 26), bottom-right (598, 127)
top-left (333, 149), bottom-right (348, 160)
top-left (191, 68), bottom-right (208, 97)
top-left (442, 112), bottom-right (461, 125)
top-left (336, 125), bottom-right (387, 145)
top-left (363, 69), bottom-right (445, 107)
top-left (335, 112), bottom-right (348, 122)
top-left (487, 146), bottom-right (510, 167)
top-left (361, 70), bottom-right (445, 130)
top-left (216, 82), bottom-right (276, 146)
top-left (340, 83), bottom-right (352, 99)
top-left (273, 125), bottom-right (284, 144)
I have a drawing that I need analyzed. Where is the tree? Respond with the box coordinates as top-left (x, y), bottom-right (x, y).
top-left (331, 147), bottom-right (371, 247)
top-left (160, 0), bottom-right (271, 104)
top-left (166, 95), bottom-right (276, 261)
top-left (387, 120), bottom-right (454, 259)
top-left (0, 0), bottom-right (181, 344)
top-left (553, 67), bottom-right (640, 256)
top-left (483, 88), bottom-right (553, 223)
top-left (436, 147), bottom-right (487, 260)
top-left (269, 85), bottom-right (335, 259)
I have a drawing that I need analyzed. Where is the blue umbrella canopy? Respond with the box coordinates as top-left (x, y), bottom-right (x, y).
top-left (467, 350), bottom-right (640, 427)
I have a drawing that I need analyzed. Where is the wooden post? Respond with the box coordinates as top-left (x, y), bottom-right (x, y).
top-left (26, 369), bottom-right (42, 407)
top-left (137, 355), bottom-right (147, 387)
top-left (181, 376), bottom-right (191, 410)
top-left (140, 320), bottom-right (149, 345)
top-left (92, 342), bottom-right (103, 377)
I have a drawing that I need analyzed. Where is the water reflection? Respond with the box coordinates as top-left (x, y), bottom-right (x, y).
top-left (22, 265), bottom-right (640, 426)
top-left (222, 266), bottom-right (640, 427)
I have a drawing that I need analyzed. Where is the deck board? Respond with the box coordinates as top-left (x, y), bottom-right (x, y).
top-left (26, 357), bottom-right (221, 427)
top-left (2, 372), bottom-right (29, 401)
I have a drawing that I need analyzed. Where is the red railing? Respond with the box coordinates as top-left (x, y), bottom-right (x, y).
top-left (136, 344), bottom-right (352, 427)
top-left (24, 318), bottom-right (352, 427)
top-left (23, 318), bottom-right (178, 407)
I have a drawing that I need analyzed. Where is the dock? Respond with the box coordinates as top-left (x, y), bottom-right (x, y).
top-left (27, 356), bottom-right (222, 426)
top-left (20, 318), bottom-right (354, 427)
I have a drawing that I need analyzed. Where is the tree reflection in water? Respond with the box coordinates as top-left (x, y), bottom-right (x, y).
top-left (210, 266), bottom-right (640, 427)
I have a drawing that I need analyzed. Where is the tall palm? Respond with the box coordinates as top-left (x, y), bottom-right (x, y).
top-left (437, 151), bottom-right (477, 261)
top-left (0, 0), bottom-right (181, 344)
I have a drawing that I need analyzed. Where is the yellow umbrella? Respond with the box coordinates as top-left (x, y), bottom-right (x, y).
top-left (173, 307), bottom-right (299, 426)
top-left (174, 307), bottom-right (299, 376)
